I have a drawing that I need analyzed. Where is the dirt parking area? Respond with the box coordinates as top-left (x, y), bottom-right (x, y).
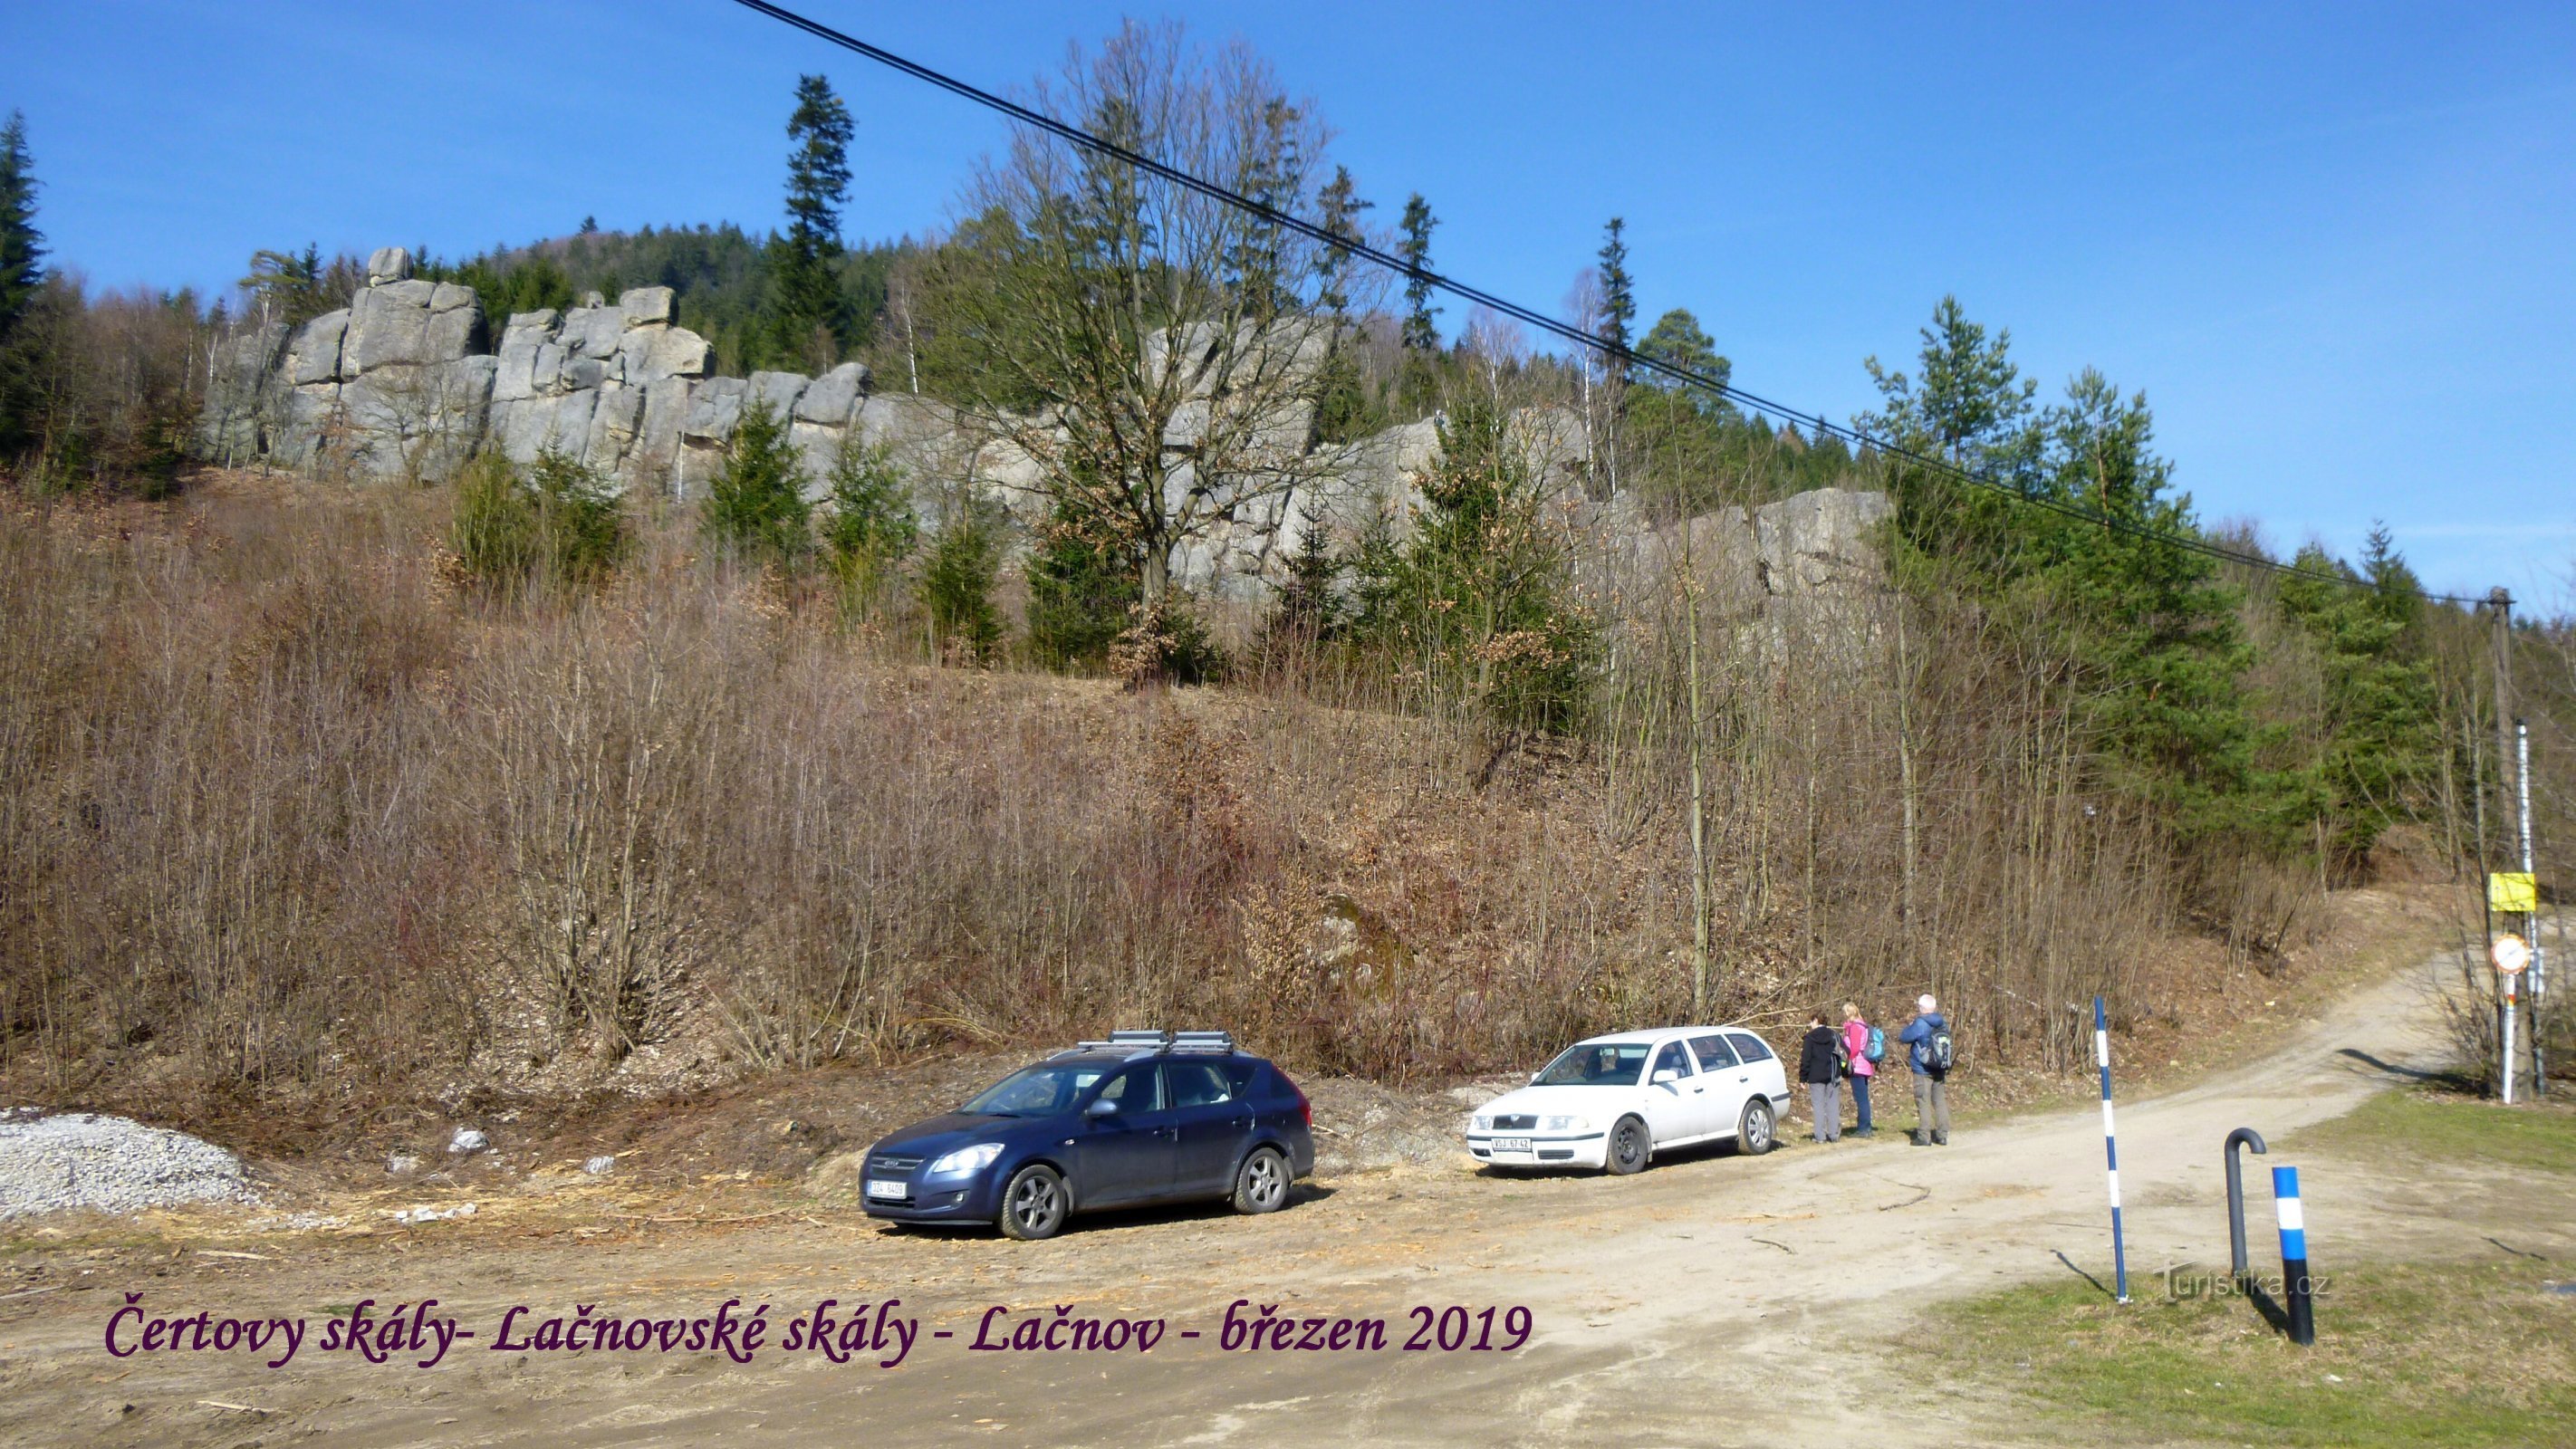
top-left (5, 943), bottom-right (2562, 1447)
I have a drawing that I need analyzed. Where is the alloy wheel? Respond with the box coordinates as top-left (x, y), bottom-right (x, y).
top-left (1011, 1174), bottom-right (1062, 1234)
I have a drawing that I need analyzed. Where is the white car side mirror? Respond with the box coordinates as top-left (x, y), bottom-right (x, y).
top-left (1652, 1070), bottom-right (1677, 1086)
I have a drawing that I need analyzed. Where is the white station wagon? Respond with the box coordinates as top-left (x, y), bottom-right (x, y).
top-left (1466, 1027), bottom-right (1791, 1174)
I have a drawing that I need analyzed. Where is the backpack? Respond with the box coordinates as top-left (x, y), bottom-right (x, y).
top-left (1863, 1026), bottom-right (1887, 1064)
top-left (1923, 1023), bottom-right (1955, 1077)
top-left (1833, 1032), bottom-right (1852, 1078)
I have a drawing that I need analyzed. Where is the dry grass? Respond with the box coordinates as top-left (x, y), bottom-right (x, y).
top-left (0, 471), bottom-right (2369, 1150)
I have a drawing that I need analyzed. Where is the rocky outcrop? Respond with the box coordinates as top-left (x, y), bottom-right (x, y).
top-left (489, 286), bottom-right (712, 492)
top-left (199, 247), bottom-right (1888, 616)
top-left (239, 247), bottom-right (498, 482)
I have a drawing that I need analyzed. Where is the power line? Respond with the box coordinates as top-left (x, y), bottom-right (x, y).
top-left (723, 0), bottom-right (2484, 608)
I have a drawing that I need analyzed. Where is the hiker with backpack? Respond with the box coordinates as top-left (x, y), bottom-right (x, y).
top-left (1798, 1009), bottom-right (1843, 1144)
top-left (1841, 1001), bottom-right (1879, 1137)
top-left (1898, 993), bottom-right (1954, 1147)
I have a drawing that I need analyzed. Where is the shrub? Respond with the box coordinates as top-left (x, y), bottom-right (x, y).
top-left (447, 448), bottom-right (626, 597)
top-left (1026, 508), bottom-right (1138, 671)
top-left (700, 398), bottom-right (810, 569)
top-left (921, 494), bottom-right (1004, 665)
top-left (817, 437), bottom-right (916, 618)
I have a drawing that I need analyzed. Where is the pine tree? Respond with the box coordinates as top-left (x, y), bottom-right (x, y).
top-left (764, 75), bottom-right (856, 372)
top-left (1636, 308), bottom-right (1726, 395)
top-left (1627, 307), bottom-right (1735, 515)
top-left (701, 398), bottom-right (812, 568)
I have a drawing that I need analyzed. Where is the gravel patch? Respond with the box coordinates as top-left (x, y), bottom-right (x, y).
top-left (0, 1109), bottom-right (256, 1218)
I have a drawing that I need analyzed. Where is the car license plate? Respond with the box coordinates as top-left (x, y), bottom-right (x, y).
top-left (866, 1179), bottom-right (906, 1200)
top-left (1493, 1137), bottom-right (1533, 1153)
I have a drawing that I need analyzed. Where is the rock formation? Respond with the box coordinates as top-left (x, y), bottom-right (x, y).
top-left (199, 246), bottom-right (1890, 618)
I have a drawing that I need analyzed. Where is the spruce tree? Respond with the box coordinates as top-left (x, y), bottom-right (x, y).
top-left (1355, 391), bottom-right (1594, 732)
top-left (1026, 504), bottom-right (1139, 671)
top-left (702, 398), bottom-right (812, 568)
top-left (1595, 217), bottom-right (1635, 388)
top-left (0, 111), bottom-right (41, 346)
top-left (2277, 527), bottom-right (2438, 865)
top-left (1397, 192), bottom-right (1440, 355)
top-left (764, 75), bottom-right (856, 372)
top-left (1312, 166), bottom-right (1379, 441)
top-left (818, 438), bottom-right (918, 616)
top-left (922, 495), bottom-right (1005, 666)
top-left (0, 110), bottom-right (45, 454)
top-left (1396, 192), bottom-right (1441, 415)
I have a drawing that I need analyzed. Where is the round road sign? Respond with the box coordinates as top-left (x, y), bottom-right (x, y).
top-left (2492, 934), bottom-right (2531, 974)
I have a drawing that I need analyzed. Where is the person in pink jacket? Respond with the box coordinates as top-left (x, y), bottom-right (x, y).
top-left (1841, 1001), bottom-right (1877, 1137)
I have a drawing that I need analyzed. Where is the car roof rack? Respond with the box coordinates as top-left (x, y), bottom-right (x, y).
top-left (1053, 1029), bottom-right (1236, 1059)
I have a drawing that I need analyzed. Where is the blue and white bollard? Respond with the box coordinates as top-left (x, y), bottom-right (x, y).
top-left (2097, 996), bottom-right (2129, 1303)
top-left (2273, 1165), bottom-right (2315, 1345)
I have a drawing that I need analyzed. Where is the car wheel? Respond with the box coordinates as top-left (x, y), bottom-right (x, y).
top-left (998, 1164), bottom-right (1068, 1241)
top-left (1737, 1098), bottom-right (1775, 1156)
top-left (1232, 1147), bottom-right (1291, 1214)
top-left (1605, 1115), bottom-right (1650, 1176)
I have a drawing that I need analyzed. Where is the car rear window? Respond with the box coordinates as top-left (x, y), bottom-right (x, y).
top-left (1725, 1032), bottom-right (1774, 1063)
top-left (1689, 1035), bottom-right (1738, 1070)
top-left (1165, 1060), bottom-right (1235, 1108)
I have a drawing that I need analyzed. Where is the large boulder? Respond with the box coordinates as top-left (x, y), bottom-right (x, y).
top-left (625, 325), bottom-right (710, 383)
top-left (618, 285), bottom-right (676, 327)
top-left (285, 310), bottom-right (350, 387)
top-left (746, 369), bottom-right (809, 420)
top-left (559, 304), bottom-right (629, 366)
top-left (793, 361), bottom-right (870, 426)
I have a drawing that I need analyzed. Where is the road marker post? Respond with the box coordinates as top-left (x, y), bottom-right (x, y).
top-left (2273, 1166), bottom-right (2315, 1346)
top-left (2096, 996), bottom-right (2129, 1304)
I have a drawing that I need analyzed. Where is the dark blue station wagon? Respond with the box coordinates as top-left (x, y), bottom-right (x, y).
top-left (860, 1032), bottom-right (1316, 1240)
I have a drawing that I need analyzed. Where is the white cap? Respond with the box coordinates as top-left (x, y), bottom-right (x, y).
top-left (1918, 993), bottom-right (1937, 1013)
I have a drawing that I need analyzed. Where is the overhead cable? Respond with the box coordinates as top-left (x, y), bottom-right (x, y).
top-left (724, 0), bottom-right (2482, 607)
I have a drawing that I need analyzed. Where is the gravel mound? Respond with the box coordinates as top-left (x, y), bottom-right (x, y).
top-left (0, 1109), bottom-right (255, 1218)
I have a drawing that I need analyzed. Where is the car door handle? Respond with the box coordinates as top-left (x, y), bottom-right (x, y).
top-left (1691, 1087), bottom-right (1706, 1094)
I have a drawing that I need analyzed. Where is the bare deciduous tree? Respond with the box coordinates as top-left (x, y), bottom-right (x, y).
top-left (921, 20), bottom-right (1377, 605)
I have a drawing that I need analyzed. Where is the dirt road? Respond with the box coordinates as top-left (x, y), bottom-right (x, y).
top-left (3, 948), bottom-right (2558, 1448)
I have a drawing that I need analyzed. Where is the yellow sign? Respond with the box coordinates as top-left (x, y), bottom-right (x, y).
top-left (2489, 872), bottom-right (2537, 914)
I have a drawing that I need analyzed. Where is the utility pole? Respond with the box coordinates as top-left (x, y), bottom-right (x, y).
top-left (2488, 588), bottom-right (2514, 1099)
top-left (2519, 718), bottom-right (2544, 1096)
top-left (1681, 523), bottom-right (1713, 1022)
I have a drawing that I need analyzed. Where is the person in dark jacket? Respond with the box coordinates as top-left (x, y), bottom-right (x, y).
top-left (1897, 993), bottom-right (1951, 1147)
top-left (1798, 1010), bottom-right (1842, 1144)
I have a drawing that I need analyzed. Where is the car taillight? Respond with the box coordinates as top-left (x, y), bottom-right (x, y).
top-left (1291, 1078), bottom-right (1312, 1128)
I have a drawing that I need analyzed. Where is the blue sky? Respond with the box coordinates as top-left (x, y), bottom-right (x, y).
top-left (7, 2), bottom-right (2571, 605)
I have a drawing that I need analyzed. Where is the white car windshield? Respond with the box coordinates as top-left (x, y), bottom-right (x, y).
top-left (1533, 1042), bottom-right (1652, 1086)
top-left (960, 1064), bottom-right (1110, 1117)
